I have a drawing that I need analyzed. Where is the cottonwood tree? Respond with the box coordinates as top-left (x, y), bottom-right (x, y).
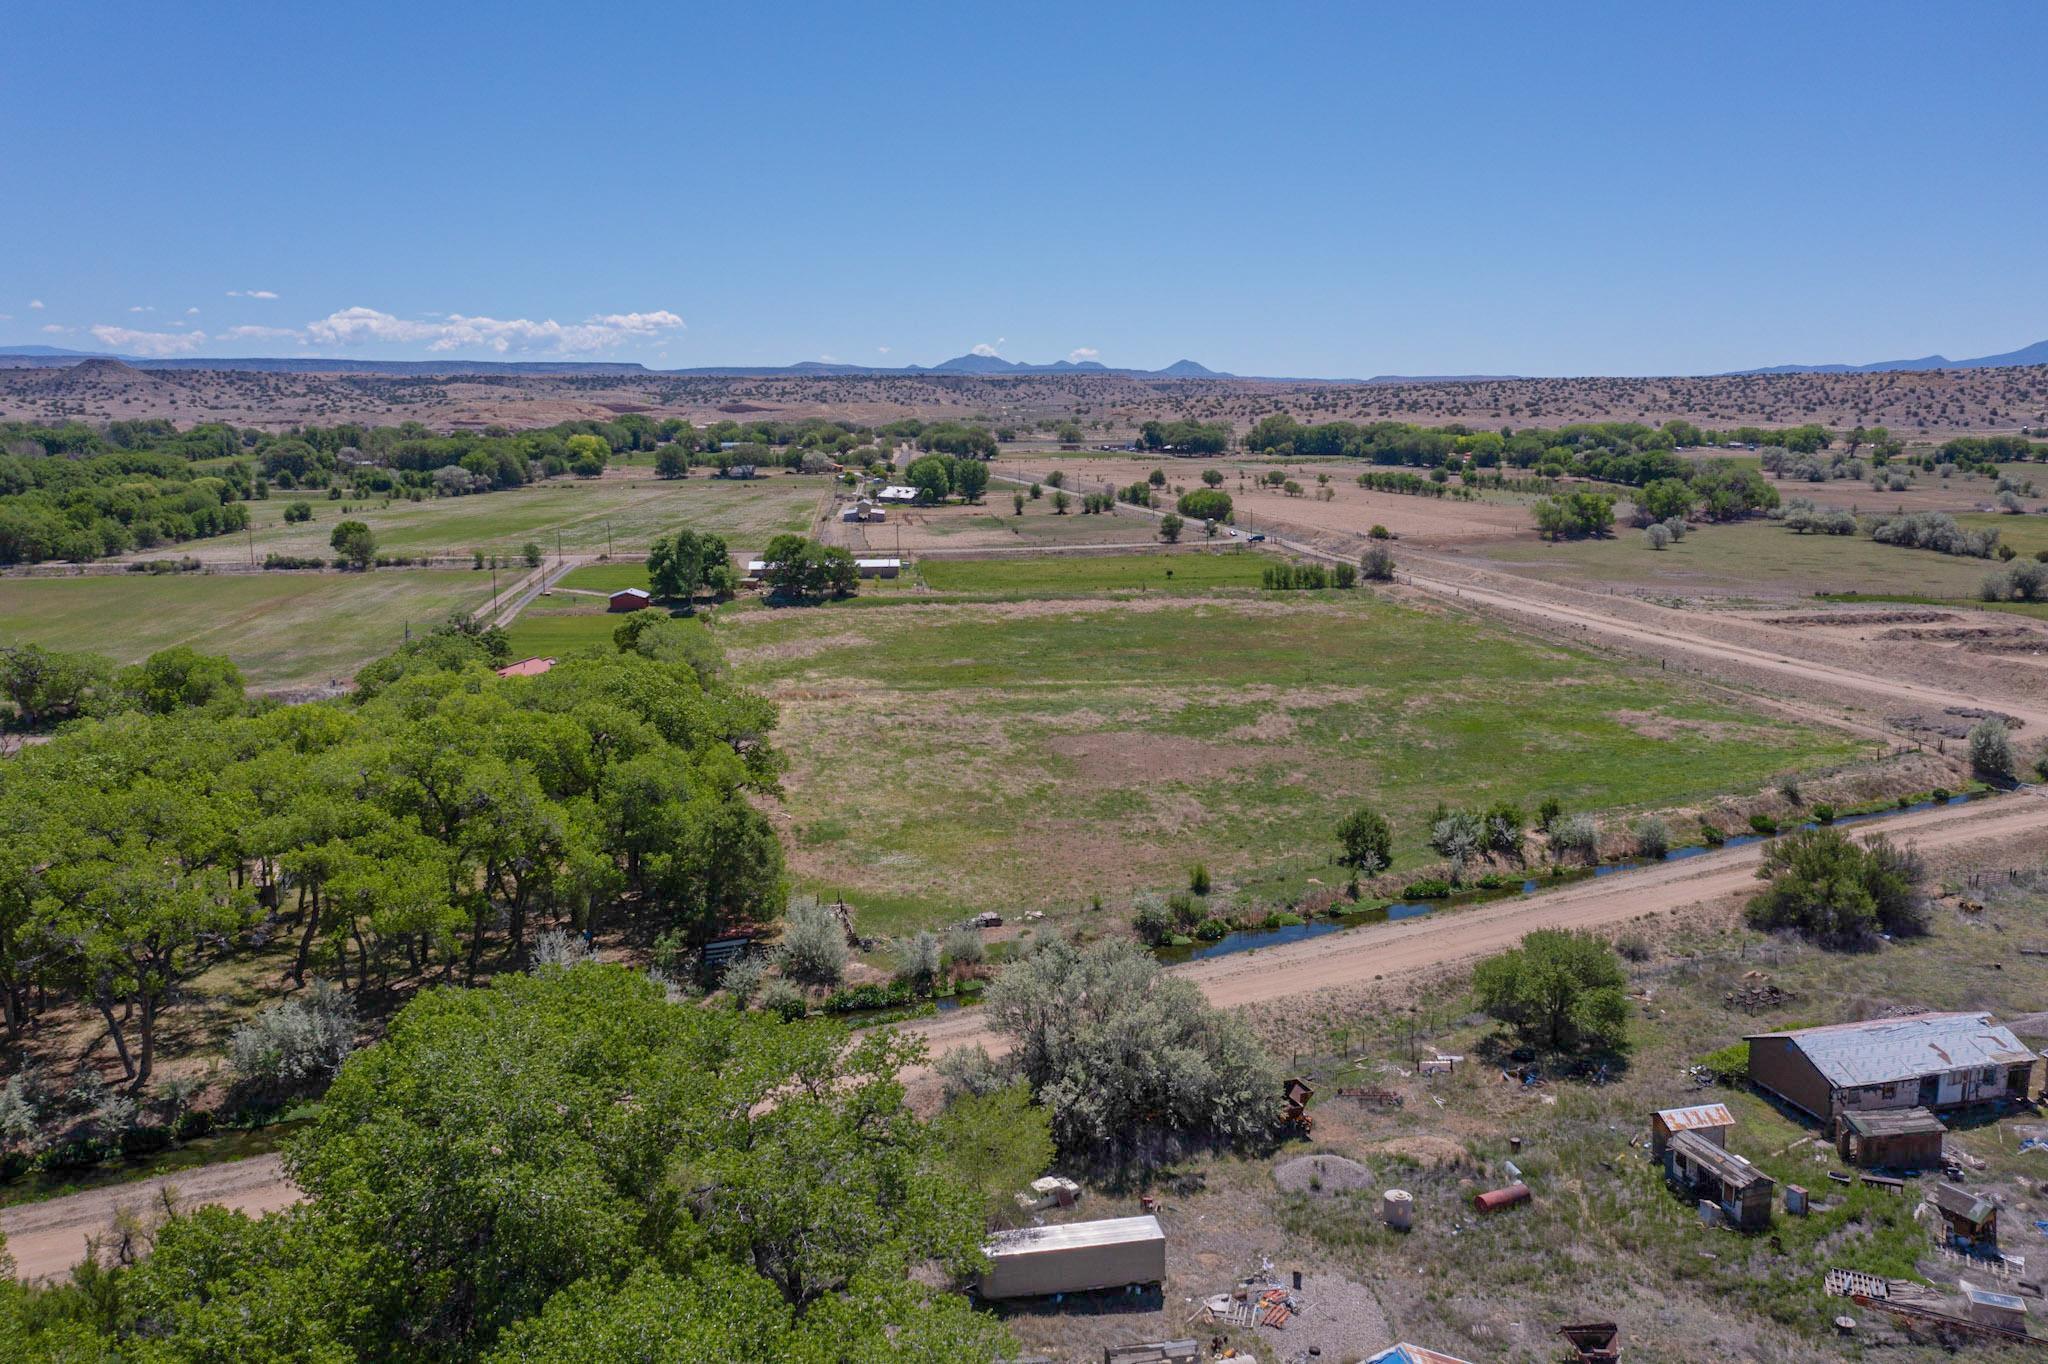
top-left (646, 527), bottom-right (734, 602)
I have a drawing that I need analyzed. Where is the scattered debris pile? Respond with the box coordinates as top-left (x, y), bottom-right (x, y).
top-left (1724, 971), bottom-right (1789, 1012)
top-left (1556, 1320), bottom-right (1621, 1363)
top-left (1192, 1265), bottom-right (1389, 1360)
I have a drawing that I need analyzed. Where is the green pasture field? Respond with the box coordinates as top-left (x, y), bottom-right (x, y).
top-left (917, 551), bottom-right (1265, 595)
top-left (557, 563), bottom-right (652, 593)
top-left (501, 606), bottom-right (630, 660)
top-left (140, 472), bottom-right (825, 565)
top-left (0, 570), bottom-right (494, 689)
top-left (714, 589), bottom-right (1872, 932)
top-left (1479, 519), bottom-right (1995, 598)
top-left (1959, 511), bottom-right (2048, 557)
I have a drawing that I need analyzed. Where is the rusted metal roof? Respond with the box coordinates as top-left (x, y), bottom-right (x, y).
top-left (1653, 1102), bottom-right (1734, 1132)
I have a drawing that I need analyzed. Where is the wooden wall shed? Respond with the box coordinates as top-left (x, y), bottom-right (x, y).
top-left (1837, 1107), bottom-right (1946, 1169)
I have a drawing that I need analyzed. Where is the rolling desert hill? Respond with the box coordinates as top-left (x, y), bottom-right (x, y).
top-left (1, 356), bottom-right (2045, 436)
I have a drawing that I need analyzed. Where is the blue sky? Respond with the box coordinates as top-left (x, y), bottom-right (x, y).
top-left (4, 2), bottom-right (2044, 377)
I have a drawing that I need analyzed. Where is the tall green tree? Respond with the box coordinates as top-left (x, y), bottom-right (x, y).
top-left (1472, 929), bottom-right (1630, 1053)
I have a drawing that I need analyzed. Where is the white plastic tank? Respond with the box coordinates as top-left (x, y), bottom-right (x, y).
top-left (1382, 1188), bottom-right (1414, 1231)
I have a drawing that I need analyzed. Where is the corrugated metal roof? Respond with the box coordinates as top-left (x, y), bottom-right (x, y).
top-left (985, 1214), bottom-right (1163, 1258)
top-left (1841, 1107), bottom-right (1946, 1137)
top-left (1654, 1103), bottom-right (1734, 1132)
top-left (1931, 1182), bottom-right (1996, 1224)
top-left (1749, 1012), bottom-right (2034, 1089)
top-left (1963, 1283), bottom-right (2028, 1312)
top-left (1669, 1130), bottom-right (1772, 1190)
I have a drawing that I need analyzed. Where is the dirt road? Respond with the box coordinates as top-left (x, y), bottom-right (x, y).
top-left (1, 1153), bottom-right (296, 1284)
top-left (909, 791), bottom-right (2048, 1057)
top-left (11, 794), bottom-right (2043, 1283)
top-left (1394, 556), bottom-right (2048, 737)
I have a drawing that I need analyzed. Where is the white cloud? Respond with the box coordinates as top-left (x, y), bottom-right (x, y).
top-left (227, 289), bottom-right (280, 300)
top-left (969, 340), bottom-right (1004, 357)
top-left (221, 324), bottom-right (301, 341)
top-left (819, 354), bottom-right (839, 364)
top-left (1068, 347), bottom-right (1100, 363)
top-left (129, 305), bottom-right (155, 313)
top-left (304, 306), bottom-right (684, 355)
top-left (186, 306), bottom-right (201, 315)
top-left (41, 323), bottom-right (68, 334)
top-left (28, 299), bottom-right (44, 310)
top-left (89, 324), bottom-right (207, 356)
top-left (877, 345), bottom-right (891, 354)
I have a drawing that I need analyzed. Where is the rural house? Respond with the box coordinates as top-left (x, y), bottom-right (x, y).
top-left (1746, 1012), bottom-right (2042, 1131)
top-left (1664, 1129), bottom-right (1774, 1229)
top-left (607, 587), bottom-right (653, 612)
top-left (1836, 1107), bottom-right (1947, 1169)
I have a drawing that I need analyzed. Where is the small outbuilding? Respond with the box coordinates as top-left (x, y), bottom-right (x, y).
top-left (1837, 1107), bottom-right (1946, 1169)
top-left (1665, 1129), bottom-right (1774, 1230)
top-left (1650, 1102), bottom-right (1734, 1156)
top-left (1929, 1182), bottom-right (1999, 1251)
top-left (979, 1215), bottom-right (1165, 1300)
top-left (493, 655), bottom-right (556, 679)
top-left (853, 557), bottom-right (901, 579)
top-left (607, 587), bottom-right (653, 612)
top-left (1961, 1281), bottom-right (2029, 1335)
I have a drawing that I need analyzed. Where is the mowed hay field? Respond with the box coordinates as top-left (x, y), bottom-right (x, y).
top-left (132, 470), bottom-right (826, 565)
top-left (716, 582), bottom-right (1872, 930)
top-left (1476, 519), bottom-right (1999, 599)
top-left (0, 570), bottom-right (494, 690)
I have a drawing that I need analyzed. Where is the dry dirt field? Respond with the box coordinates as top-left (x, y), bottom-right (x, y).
top-left (822, 492), bottom-right (1167, 555)
top-left (996, 454), bottom-right (1536, 548)
top-left (6, 358), bottom-right (2046, 435)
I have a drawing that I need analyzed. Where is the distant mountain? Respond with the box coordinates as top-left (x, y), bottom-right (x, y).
top-left (0, 347), bottom-right (1237, 380)
top-left (1731, 339), bottom-right (2048, 376)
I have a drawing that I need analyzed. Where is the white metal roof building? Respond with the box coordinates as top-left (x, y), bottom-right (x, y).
top-left (1748, 1012), bottom-right (2042, 1124)
top-left (875, 485), bottom-right (919, 502)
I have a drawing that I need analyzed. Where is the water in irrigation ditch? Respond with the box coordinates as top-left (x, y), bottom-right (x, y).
top-left (1153, 793), bottom-right (1978, 965)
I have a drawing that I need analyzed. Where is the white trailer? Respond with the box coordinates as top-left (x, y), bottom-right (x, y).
top-left (979, 1214), bottom-right (1166, 1300)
